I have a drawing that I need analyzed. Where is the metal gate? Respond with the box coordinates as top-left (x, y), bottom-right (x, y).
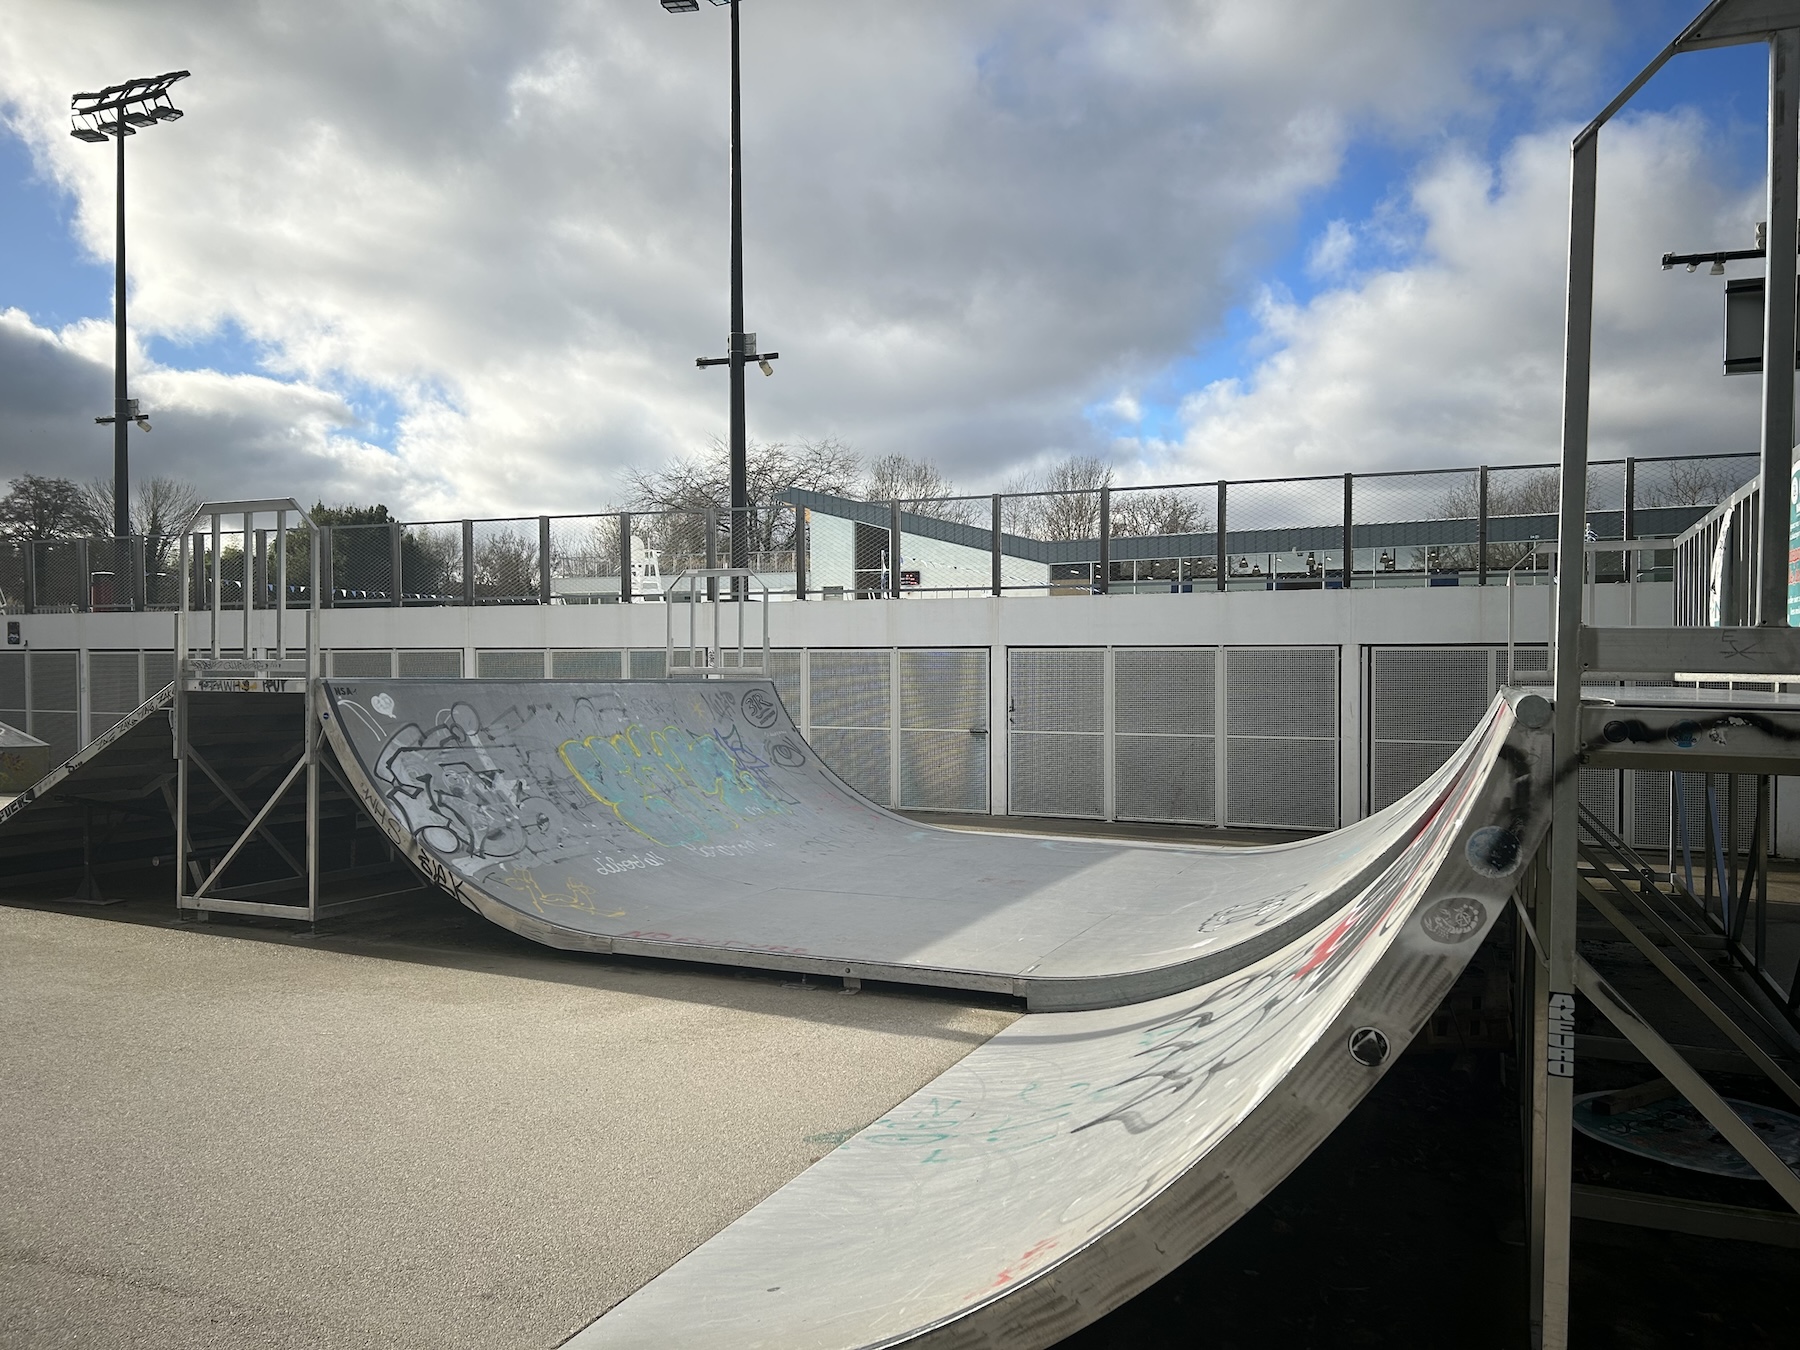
top-left (809, 648), bottom-right (988, 812)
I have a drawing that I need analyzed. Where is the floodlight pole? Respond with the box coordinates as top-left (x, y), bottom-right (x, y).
top-left (728, 0), bottom-right (747, 573)
top-left (112, 126), bottom-right (129, 538)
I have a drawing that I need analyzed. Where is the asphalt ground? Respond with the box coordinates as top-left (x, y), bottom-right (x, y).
top-left (0, 891), bottom-right (1016, 1350)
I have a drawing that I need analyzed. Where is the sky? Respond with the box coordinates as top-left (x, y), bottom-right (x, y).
top-left (0, 0), bottom-right (1780, 519)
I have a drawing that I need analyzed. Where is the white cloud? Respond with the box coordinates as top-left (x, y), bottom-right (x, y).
top-left (1151, 112), bottom-right (1763, 482)
top-left (1306, 219), bottom-right (1357, 280)
top-left (0, 1), bottom-right (1624, 516)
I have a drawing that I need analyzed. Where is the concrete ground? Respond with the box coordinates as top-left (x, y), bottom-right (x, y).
top-left (0, 894), bottom-right (1015, 1350)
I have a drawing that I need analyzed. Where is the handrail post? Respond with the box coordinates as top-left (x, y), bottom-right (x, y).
top-left (1096, 485), bottom-right (1111, 595)
top-left (1215, 480), bottom-right (1228, 592)
top-left (1760, 28), bottom-right (1800, 626)
top-left (1477, 465), bottom-right (1490, 586)
top-left (705, 508), bottom-right (719, 602)
top-left (991, 494), bottom-right (1003, 597)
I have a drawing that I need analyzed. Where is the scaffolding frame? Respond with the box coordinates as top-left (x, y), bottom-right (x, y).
top-left (1538, 5), bottom-right (1800, 1339)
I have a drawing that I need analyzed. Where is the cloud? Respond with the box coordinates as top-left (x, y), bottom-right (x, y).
top-left (1150, 112), bottom-right (1763, 482)
top-left (1, 1), bottom-right (1625, 516)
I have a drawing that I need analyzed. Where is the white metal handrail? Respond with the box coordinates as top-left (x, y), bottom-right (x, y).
top-left (664, 568), bottom-right (771, 677)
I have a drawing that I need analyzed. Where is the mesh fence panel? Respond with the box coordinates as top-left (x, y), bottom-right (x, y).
top-left (402, 522), bottom-right (463, 603)
top-left (888, 494), bottom-right (989, 597)
top-left (470, 519), bottom-right (539, 603)
top-left (32, 542), bottom-right (85, 611)
top-left (1222, 475), bottom-right (1344, 587)
top-left (548, 515), bottom-right (619, 604)
top-left (1107, 483), bottom-right (1215, 592)
top-left (997, 490), bottom-right (1101, 594)
top-left (1631, 452), bottom-right (1757, 514)
top-left (1352, 469), bottom-right (1476, 580)
top-left (331, 524), bottom-right (395, 605)
top-left (0, 544), bottom-right (26, 612)
top-left (1481, 463), bottom-right (1560, 579)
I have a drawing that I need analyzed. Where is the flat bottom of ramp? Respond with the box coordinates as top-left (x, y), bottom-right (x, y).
top-left (0, 900), bottom-right (1015, 1350)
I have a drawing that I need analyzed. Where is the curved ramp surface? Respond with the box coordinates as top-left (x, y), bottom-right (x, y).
top-left (321, 678), bottom-right (1503, 1010)
top-left (570, 693), bottom-right (1551, 1349)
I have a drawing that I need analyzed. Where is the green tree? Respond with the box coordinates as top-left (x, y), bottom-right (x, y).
top-left (0, 475), bottom-right (106, 542)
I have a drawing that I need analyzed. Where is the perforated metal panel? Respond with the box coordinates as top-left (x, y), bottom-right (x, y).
top-left (629, 650), bottom-right (667, 680)
top-left (810, 650), bottom-right (892, 729)
top-left (1009, 649), bottom-right (1102, 733)
top-left (1010, 731), bottom-right (1105, 819)
top-left (811, 727), bottom-right (891, 805)
top-left (1627, 771), bottom-right (1671, 854)
top-left (88, 652), bottom-right (141, 715)
top-left (1579, 767), bottom-right (1620, 836)
top-left (810, 650), bottom-right (894, 805)
top-left (399, 649), bottom-right (465, 678)
top-left (0, 650), bottom-right (24, 711)
top-left (31, 710), bottom-right (78, 766)
top-left (1114, 648), bottom-right (1215, 824)
top-left (899, 649), bottom-right (988, 813)
top-left (333, 649), bottom-right (395, 678)
top-left (764, 650), bottom-right (802, 725)
top-left (550, 649), bottom-right (621, 680)
top-left (1114, 649), bottom-right (1214, 736)
top-left (1116, 735), bottom-right (1214, 824)
top-left (144, 651), bottom-right (174, 696)
top-left (30, 651), bottom-right (78, 712)
top-left (1010, 649), bottom-right (1105, 819)
top-left (1226, 647), bottom-right (1337, 829)
top-left (1368, 647), bottom-right (1492, 812)
top-left (476, 650), bottom-right (545, 679)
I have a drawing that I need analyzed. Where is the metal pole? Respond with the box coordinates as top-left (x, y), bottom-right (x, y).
top-left (793, 506), bottom-right (807, 600)
top-left (390, 520), bottom-right (404, 607)
top-left (1761, 29), bottom-right (1799, 627)
top-left (1477, 466), bottom-right (1489, 586)
top-left (889, 499), bottom-right (903, 599)
top-left (174, 550), bottom-right (187, 913)
top-left (1342, 472), bottom-right (1354, 590)
top-left (210, 513), bottom-right (222, 659)
top-left (727, 0), bottom-right (749, 574)
top-left (242, 511), bottom-right (252, 658)
top-left (112, 126), bottom-right (129, 538)
top-left (275, 510), bottom-right (287, 657)
top-left (706, 507), bottom-right (719, 602)
top-left (991, 494), bottom-right (1002, 597)
top-left (306, 514), bottom-right (320, 921)
top-left (1096, 485), bottom-right (1111, 595)
top-left (1215, 480), bottom-right (1228, 592)
top-left (538, 515), bottom-right (552, 605)
top-left (619, 513), bottom-right (634, 604)
top-left (461, 519), bottom-right (474, 606)
top-left (1540, 126), bottom-right (1600, 1350)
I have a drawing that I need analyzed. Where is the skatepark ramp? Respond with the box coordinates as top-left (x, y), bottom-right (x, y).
top-left (311, 676), bottom-right (1553, 1347)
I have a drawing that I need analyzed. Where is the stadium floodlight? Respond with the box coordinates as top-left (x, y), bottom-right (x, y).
top-left (68, 69), bottom-right (189, 541)
top-left (662, 0), bottom-right (783, 581)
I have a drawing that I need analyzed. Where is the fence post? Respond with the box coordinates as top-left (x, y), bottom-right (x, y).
top-left (461, 520), bottom-right (475, 606)
top-left (1215, 480), bottom-right (1228, 592)
top-left (538, 516), bottom-right (553, 605)
top-left (24, 540), bottom-right (38, 614)
top-left (77, 539), bottom-right (91, 613)
top-left (889, 500), bottom-right (903, 598)
top-left (705, 508), bottom-right (719, 602)
top-left (793, 507), bottom-right (808, 600)
top-left (390, 521), bottom-right (403, 607)
top-left (1623, 456), bottom-right (1636, 542)
top-left (619, 513), bottom-right (633, 604)
top-left (1096, 486), bottom-right (1111, 595)
top-left (1477, 465), bottom-right (1490, 586)
top-left (319, 526), bottom-right (335, 609)
top-left (132, 535), bottom-right (146, 612)
top-left (991, 494), bottom-right (1003, 597)
top-left (1342, 473), bottom-right (1354, 590)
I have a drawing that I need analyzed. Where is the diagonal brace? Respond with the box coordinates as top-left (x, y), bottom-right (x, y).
top-left (1577, 958), bottom-right (1800, 1215)
top-left (194, 755), bottom-right (308, 899)
top-left (189, 745), bottom-right (306, 879)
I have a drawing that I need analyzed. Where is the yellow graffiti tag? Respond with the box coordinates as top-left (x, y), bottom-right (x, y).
top-left (500, 869), bottom-right (599, 917)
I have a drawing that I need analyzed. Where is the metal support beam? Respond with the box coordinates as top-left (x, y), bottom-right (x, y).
top-left (889, 500), bottom-right (903, 599)
top-left (1342, 472), bottom-right (1355, 589)
top-left (1539, 125), bottom-right (1600, 1350)
top-left (1762, 27), bottom-right (1800, 626)
top-left (538, 515), bottom-right (553, 605)
top-left (619, 513), bottom-right (634, 605)
top-left (1215, 480), bottom-right (1228, 592)
top-left (1477, 466), bottom-right (1490, 586)
top-left (793, 507), bottom-right (807, 600)
top-left (1578, 958), bottom-right (1800, 1211)
top-left (390, 521), bottom-right (403, 608)
top-left (461, 519), bottom-right (474, 606)
top-left (991, 494), bottom-right (1003, 597)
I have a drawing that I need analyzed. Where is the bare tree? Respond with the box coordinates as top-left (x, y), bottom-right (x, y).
top-left (0, 475), bottom-right (106, 542)
top-left (1637, 457), bottom-right (1752, 508)
top-left (86, 475), bottom-right (203, 539)
top-left (1109, 488), bottom-right (1211, 538)
top-left (862, 453), bottom-right (982, 525)
top-left (1001, 456), bottom-right (1113, 538)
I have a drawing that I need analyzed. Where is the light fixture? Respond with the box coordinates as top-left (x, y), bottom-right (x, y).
top-left (660, 0), bottom-right (701, 9)
top-left (758, 359), bottom-right (773, 376)
top-left (123, 111), bottom-right (158, 127)
top-left (69, 125), bottom-right (108, 143)
top-left (1709, 258), bottom-right (1725, 276)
